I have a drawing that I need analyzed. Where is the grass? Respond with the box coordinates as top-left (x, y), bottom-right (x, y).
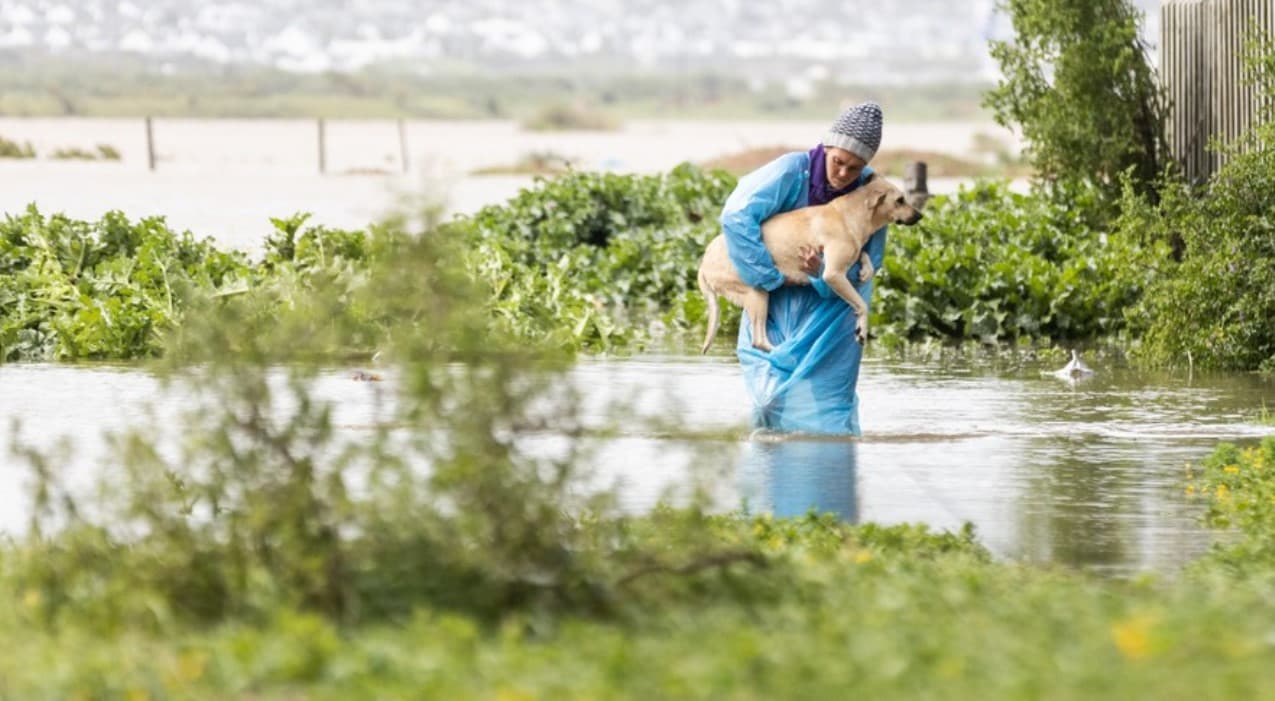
top-left (0, 58), bottom-right (992, 122)
top-left (49, 144), bottom-right (122, 161)
top-left (1258, 401), bottom-right (1275, 426)
top-left (0, 134), bottom-right (36, 158)
top-left (471, 150), bottom-right (576, 176)
top-left (521, 103), bottom-right (621, 132)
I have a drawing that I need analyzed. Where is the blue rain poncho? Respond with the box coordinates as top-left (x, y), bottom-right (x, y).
top-left (736, 439), bottom-right (859, 521)
top-left (719, 151), bottom-right (887, 436)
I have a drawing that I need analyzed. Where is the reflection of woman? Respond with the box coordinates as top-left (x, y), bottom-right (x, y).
top-left (737, 439), bottom-right (859, 522)
top-left (719, 102), bottom-right (886, 435)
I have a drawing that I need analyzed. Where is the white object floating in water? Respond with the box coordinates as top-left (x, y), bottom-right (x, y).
top-left (1049, 349), bottom-right (1094, 382)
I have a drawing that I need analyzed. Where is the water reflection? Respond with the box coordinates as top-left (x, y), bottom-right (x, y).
top-left (737, 438), bottom-right (858, 522)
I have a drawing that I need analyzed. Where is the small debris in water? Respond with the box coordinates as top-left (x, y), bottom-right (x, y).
top-left (1047, 349), bottom-right (1094, 383)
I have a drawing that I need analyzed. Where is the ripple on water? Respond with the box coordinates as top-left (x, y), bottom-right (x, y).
top-left (1, 357), bottom-right (1271, 575)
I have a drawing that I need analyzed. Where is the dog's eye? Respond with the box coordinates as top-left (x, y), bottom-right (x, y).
top-left (896, 197), bottom-right (905, 205)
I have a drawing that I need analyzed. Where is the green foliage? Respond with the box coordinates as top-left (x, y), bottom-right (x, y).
top-left (1123, 119), bottom-right (1275, 372)
top-left (8, 180), bottom-right (1275, 695)
top-left (0, 208), bottom-right (379, 362)
top-left (262, 212), bottom-right (369, 270)
top-left (451, 163), bottom-right (736, 351)
top-left (521, 103), bottom-right (620, 131)
top-left (5, 220), bottom-right (779, 632)
top-left (0, 206), bottom-right (251, 361)
top-left (0, 54), bottom-right (990, 121)
top-left (1246, 29), bottom-right (1275, 115)
top-left (874, 181), bottom-right (1162, 344)
top-left (1187, 437), bottom-right (1275, 572)
top-left (985, 0), bottom-right (1168, 211)
top-left (14, 507), bottom-right (1275, 698)
top-left (49, 143), bottom-right (123, 160)
top-left (0, 134), bottom-right (36, 158)
top-left (3, 167), bottom-right (1173, 360)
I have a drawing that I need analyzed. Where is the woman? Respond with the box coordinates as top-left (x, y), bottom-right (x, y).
top-left (719, 101), bottom-right (886, 436)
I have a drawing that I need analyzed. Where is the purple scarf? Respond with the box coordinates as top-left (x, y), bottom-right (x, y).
top-left (807, 144), bottom-right (858, 206)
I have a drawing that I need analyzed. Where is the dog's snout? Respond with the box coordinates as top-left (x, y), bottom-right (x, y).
top-left (902, 210), bottom-right (923, 225)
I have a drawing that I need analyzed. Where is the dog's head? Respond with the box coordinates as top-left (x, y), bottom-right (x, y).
top-left (861, 174), bottom-right (923, 227)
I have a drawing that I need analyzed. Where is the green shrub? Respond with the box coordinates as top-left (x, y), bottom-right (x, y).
top-left (874, 181), bottom-right (1161, 344)
top-left (985, 0), bottom-right (1168, 213)
top-left (0, 207), bottom-right (377, 361)
top-left (1124, 36), bottom-right (1275, 372)
top-left (1124, 121), bottom-right (1275, 372)
top-left (49, 143), bottom-right (123, 160)
top-left (5, 221), bottom-right (776, 630)
top-left (521, 103), bottom-right (619, 131)
top-left (0, 134), bottom-right (36, 158)
top-left (1188, 436), bottom-right (1275, 572)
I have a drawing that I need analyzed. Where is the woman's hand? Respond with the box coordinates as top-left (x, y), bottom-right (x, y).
top-left (784, 245), bottom-right (823, 284)
top-left (799, 245), bottom-right (823, 275)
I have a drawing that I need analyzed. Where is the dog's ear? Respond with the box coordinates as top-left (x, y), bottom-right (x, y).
top-left (861, 172), bottom-right (876, 185)
top-left (867, 188), bottom-right (889, 210)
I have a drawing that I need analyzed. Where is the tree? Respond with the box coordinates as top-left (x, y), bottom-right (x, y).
top-left (985, 0), bottom-right (1169, 210)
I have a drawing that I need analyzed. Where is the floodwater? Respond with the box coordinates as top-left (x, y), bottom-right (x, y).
top-left (0, 117), bottom-right (1021, 253)
top-left (2, 356), bottom-right (1271, 577)
top-left (3, 117), bottom-right (1257, 576)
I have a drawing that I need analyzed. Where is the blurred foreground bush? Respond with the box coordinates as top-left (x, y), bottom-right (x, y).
top-left (6, 215), bottom-right (763, 629)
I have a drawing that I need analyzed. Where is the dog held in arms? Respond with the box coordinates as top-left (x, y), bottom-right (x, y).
top-left (697, 173), bottom-right (923, 354)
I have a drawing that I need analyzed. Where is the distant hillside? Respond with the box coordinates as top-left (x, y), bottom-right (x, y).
top-left (0, 0), bottom-right (1165, 83)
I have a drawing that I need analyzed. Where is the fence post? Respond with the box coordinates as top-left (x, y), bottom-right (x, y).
top-left (397, 118), bottom-right (409, 174)
top-left (317, 118), bottom-right (327, 175)
top-left (145, 116), bottom-right (156, 172)
top-left (904, 161), bottom-right (929, 210)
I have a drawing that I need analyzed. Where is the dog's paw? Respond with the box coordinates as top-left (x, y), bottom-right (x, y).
top-left (858, 259), bottom-right (875, 283)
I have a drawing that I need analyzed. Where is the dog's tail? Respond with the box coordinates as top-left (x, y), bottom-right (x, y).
top-left (699, 269), bottom-right (720, 355)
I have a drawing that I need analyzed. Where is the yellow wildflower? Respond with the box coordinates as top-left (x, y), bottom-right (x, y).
top-left (1224, 465), bottom-right (1240, 475)
top-left (1111, 614), bottom-right (1157, 661)
top-left (1217, 484), bottom-right (1231, 500)
top-left (174, 651), bottom-right (208, 683)
top-left (854, 550), bottom-right (873, 564)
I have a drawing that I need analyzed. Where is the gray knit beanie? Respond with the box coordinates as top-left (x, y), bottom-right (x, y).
top-left (823, 101), bottom-right (883, 162)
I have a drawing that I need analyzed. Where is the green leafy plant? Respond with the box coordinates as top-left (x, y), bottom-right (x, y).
top-left (0, 207), bottom-right (252, 361)
top-left (450, 163), bottom-right (736, 351)
top-left (874, 181), bottom-right (1162, 345)
top-left (0, 207), bottom-right (379, 362)
top-left (1123, 121), bottom-right (1275, 372)
top-left (985, 0), bottom-right (1169, 212)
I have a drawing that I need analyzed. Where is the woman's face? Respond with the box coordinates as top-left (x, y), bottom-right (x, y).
top-left (825, 146), bottom-right (868, 190)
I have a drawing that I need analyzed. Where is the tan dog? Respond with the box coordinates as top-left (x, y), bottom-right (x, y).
top-left (698, 174), bottom-right (922, 354)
